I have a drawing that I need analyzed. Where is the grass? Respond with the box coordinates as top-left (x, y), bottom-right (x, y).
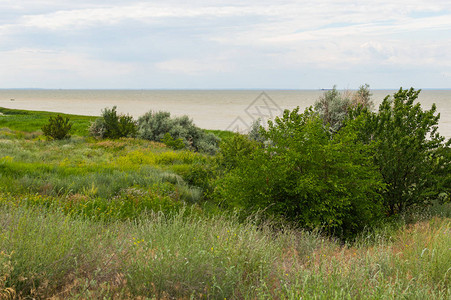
top-left (0, 107), bottom-right (97, 136)
top-left (0, 203), bottom-right (449, 299)
top-left (0, 107), bottom-right (450, 299)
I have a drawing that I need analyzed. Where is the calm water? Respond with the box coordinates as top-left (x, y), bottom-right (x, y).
top-left (0, 89), bottom-right (450, 138)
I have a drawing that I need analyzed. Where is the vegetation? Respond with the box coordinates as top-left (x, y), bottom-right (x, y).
top-left (349, 88), bottom-right (450, 215)
top-left (216, 108), bottom-right (385, 238)
top-left (0, 107), bottom-right (95, 136)
top-left (314, 84), bottom-right (373, 132)
top-left (0, 85), bottom-right (450, 299)
top-left (137, 110), bottom-right (220, 154)
top-left (0, 199), bottom-right (449, 299)
top-left (41, 114), bottom-right (72, 140)
top-left (89, 106), bottom-right (137, 139)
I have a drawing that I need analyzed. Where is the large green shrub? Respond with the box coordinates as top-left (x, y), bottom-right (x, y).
top-left (89, 106), bottom-right (137, 139)
top-left (216, 107), bottom-right (384, 238)
top-left (352, 88), bottom-right (450, 215)
top-left (41, 115), bottom-right (72, 140)
top-left (137, 110), bottom-right (220, 154)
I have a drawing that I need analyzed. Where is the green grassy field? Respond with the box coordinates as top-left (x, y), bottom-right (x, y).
top-left (0, 107), bottom-right (450, 299)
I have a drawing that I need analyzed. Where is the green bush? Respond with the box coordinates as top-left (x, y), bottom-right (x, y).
top-left (218, 132), bottom-right (260, 171)
top-left (216, 107), bottom-right (384, 238)
top-left (137, 110), bottom-right (220, 154)
top-left (41, 115), bottom-right (72, 140)
top-left (89, 106), bottom-right (137, 139)
top-left (162, 133), bottom-right (185, 150)
top-left (351, 88), bottom-right (450, 215)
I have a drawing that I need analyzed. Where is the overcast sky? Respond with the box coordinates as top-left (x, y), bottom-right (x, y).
top-left (1, 0), bottom-right (450, 89)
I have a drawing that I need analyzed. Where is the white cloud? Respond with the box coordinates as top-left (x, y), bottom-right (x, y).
top-left (0, 0), bottom-right (450, 88)
top-left (0, 48), bottom-right (135, 86)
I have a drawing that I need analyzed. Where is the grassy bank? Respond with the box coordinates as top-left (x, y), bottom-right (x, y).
top-left (0, 107), bottom-right (450, 299)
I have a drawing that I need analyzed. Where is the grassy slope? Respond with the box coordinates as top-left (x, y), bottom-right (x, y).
top-left (0, 107), bottom-right (97, 136)
top-left (0, 108), bottom-right (450, 299)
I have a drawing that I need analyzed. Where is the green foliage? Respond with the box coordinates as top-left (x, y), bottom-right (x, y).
top-left (354, 88), bottom-right (450, 215)
top-left (216, 107), bottom-right (384, 238)
top-left (89, 106), bottom-right (137, 139)
top-left (41, 114), bottom-right (72, 140)
top-left (137, 110), bottom-right (220, 154)
top-left (434, 146), bottom-right (451, 203)
top-left (162, 132), bottom-right (185, 150)
top-left (218, 132), bottom-right (260, 171)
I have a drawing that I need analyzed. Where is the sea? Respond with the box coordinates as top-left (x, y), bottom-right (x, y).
top-left (0, 89), bottom-right (450, 138)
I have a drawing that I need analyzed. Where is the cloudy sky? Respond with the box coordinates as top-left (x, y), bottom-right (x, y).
top-left (1, 0), bottom-right (450, 89)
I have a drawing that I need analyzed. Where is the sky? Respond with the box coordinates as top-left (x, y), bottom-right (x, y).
top-left (0, 0), bottom-right (450, 89)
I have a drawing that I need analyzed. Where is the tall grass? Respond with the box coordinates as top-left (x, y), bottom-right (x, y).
top-left (0, 202), bottom-right (449, 299)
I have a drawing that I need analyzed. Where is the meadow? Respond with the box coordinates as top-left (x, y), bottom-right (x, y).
top-left (0, 106), bottom-right (450, 299)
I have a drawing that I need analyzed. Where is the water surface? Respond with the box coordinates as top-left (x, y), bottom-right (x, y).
top-left (0, 89), bottom-right (450, 138)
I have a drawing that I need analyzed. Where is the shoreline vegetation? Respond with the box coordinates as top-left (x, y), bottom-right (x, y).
top-left (0, 86), bottom-right (450, 299)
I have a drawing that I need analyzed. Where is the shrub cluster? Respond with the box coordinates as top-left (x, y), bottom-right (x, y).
top-left (214, 87), bottom-right (450, 238)
top-left (137, 110), bottom-right (220, 154)
top-left (34, 87), bottom-right (449, 239)
top-left (87, 108), bottom-right (219, 154)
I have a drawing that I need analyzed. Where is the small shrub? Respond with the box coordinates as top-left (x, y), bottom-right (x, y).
top-left (41, 115), bottom-right (72, 140)
top-left (89, 106), bottom-right (137, 139)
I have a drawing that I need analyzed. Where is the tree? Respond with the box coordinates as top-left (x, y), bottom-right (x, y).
top-left (216, 107), bottom-right (384, 238)
top-left (354, 88), bottom-right (449, 215)
top-left (41, 115), bottom-right (72, 140)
